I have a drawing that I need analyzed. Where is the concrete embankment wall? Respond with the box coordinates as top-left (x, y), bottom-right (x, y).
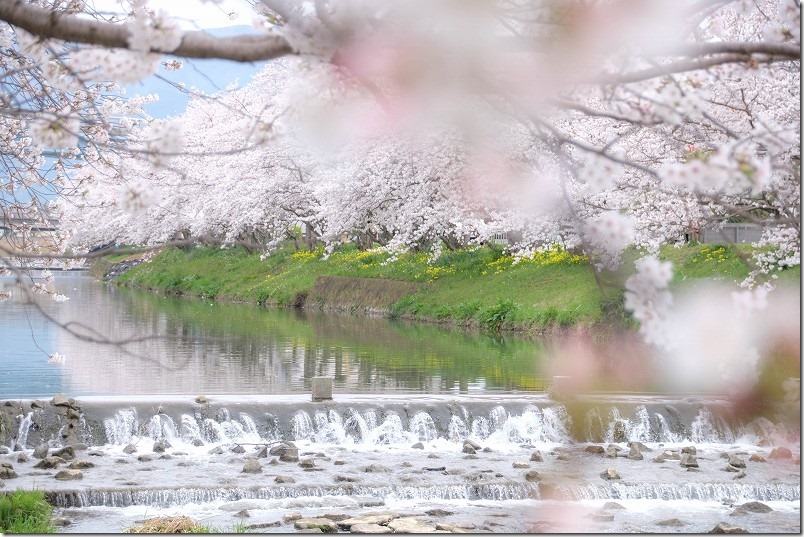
top-left (304, 275), bottom-right (422, 313)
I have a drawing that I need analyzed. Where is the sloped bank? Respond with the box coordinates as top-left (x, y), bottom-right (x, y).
top-left (106, 243), bottom-right (798, 333)
top-left (109, 245), bottom-right (613, 332)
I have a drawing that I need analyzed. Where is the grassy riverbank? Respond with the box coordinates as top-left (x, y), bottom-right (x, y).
top-left (114, 243), bottom-right (799, 332)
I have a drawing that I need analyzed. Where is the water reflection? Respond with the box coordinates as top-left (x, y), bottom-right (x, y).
top-left (1, 273), bottom-right (545, 396)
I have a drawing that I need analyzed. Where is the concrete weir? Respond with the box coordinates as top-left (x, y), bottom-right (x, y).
top-left (0, 393), bottom-right (799, 534)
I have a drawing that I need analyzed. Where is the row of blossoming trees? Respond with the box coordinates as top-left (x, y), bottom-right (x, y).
top-left (0, 0), bottom-right (800, 395)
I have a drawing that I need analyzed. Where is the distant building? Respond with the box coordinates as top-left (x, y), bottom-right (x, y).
top-left (699, 223), bottom-right (763, 244)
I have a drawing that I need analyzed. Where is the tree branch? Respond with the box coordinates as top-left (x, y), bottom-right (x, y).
top-left (0, 0), bottom-right (294, 62)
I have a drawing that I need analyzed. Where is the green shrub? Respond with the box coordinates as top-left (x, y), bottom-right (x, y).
top-left (0, 490), bottom-right (56, 534)
top-left (480, 299), bottom-right (518, 331)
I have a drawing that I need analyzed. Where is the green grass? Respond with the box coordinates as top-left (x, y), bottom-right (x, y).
top-left (115, 242), bottom-right (800, 332)
top-left (0, 490), bottom-right (56, 534)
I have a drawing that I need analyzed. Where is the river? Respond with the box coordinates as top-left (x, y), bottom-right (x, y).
top-left (0, 272), bottom-right (800, 533)
top-left (1, 272), bottom-right (546, 398)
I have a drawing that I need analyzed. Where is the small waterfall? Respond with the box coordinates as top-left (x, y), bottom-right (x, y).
top-left (408, 411), bottom-right (437, 442)
top-left (366, 413), bottom-right (412, 445)
top-left (447, 415), bottom-right (469, 442)
top-left (201, 418), bottom-right (225, 443)
top-left (313, 410), bottom-right (346, 444)
top-left (16, 412), bottom-right (33, 448)
top-left (180, 414), bottom-right (202, 444)
top-left (584, 407), bottom-right (606, 442)
top-left (485, 405), bottom-right (570, 445)
top-left (653, 413), bottom-right (682, 443)
top-left (690, 408), bottom-right (734, 444)
top-left (291, 411), bottom-right (315, 441)
top-left (147, 414), bottom-right (178, 443)
top-left (47, 482), bottom-right (540, 508)
top-left (557, 482), bottom-right (800, 503)
top-left (470, 416), bottom-right (490, 440)
top-left (605, 408), bottom-right (631, 443)
top-left (541, 405), bottom-right (572, 443)
top-left (103, 409), bottom-right (138, 445)
top-left (343, 408), bottom-right (371, 443)
top-left (627, 406), bottom-right (653, 443)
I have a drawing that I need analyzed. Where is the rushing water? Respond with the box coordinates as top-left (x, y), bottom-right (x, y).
top-left (1, 272), bottom-right (547, 397)
top-left (1, 272), bottom-right (799, 533)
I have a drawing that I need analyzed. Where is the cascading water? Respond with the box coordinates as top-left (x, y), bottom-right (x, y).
top-left (103, 409), bottom-right (138, 445)
top-left (10, 397), bottom-right (798, 534)
top-left (15, 411), bottom-right (33, 448)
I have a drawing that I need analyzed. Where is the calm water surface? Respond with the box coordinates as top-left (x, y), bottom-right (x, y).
top-left (1, 272), bottom-right (547, 397)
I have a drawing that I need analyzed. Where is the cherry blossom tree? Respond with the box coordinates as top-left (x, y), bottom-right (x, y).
top-left (0, 0), bottom-right (800, 391)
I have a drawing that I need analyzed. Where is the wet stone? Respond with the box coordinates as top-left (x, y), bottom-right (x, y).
top-left (68, 460), bottom-right (95, 469)
top-left (724, 465), bottom-right (740, 472)
top-left (733, 470), bottom-right (746, 479)
top-left (159, 454), bottom-right (172, 460)
top-left (234, 509), bottom-right (250, 518)
top-left (728, 455), bottom-right (746, 468)
top-left (680, 453), bottom-right (699, 468)
top-left (738, 501), bottom-right (773, 513)
top-left (748, 453), bottom-right (766, 463)
top-left (387, 517), bottom-right (437, 533)
top-left (299, 458), bottom-right (316, 469)
top-left (424, 466), bottom-right (446, 472)
top-left (655, 518), bottom-right (687, 527)
top-left (152, 441), bottom-right (168, 453)
top-left (584, 445), bottom-right (605, 454)
top-left (0, 447), bottom-right (8, 455)
top-left (530, 451), bottom-right (543, 462)
top-left (350, 523), bottom-right (393, 534)
top-left (13, 443), bottom-right (23, 452)
top-left (279, 447), bottom-right (299, 463)
top-left (363, 464), bottom-right (389, 473)
top-left (137, 455), bottom-right (153, 463)
top-left (512, 461), bottom-right (530, 468)
top-left (208, 446), bottom-right (224, 455)
top-left (681, 446), bottom-right (697, 455)
top-left (122, 444), bottom-right (137, 455)
top-left (245, 521), bottom-right (281, 529)
top-left (254, 446), bottom-right (268, 458)
top-left (53, 446), bottom-right (75, 461)
top-left (52, 517), bottom-right (72, 527)
top-left (191, 439), bottom-right (205, 447)
top-left (339, 514), bottom-right (397, 528)
top-left (0, 467), bottom-right (18, 479)
top-left (462, 443), bottom-right (476, 455)
top-left (524, 470), bottom-right (542, 482)
top-left (54, 469), bottom-right (83, 481)
top-left (294, 517), bottom-right (339, 532)
top-left (427, 453), bottom-right (439, 459)
top-left (627, 445), bottom-right (644, 460)
top-left (334, 474), bottom-right (360, 483)
top-left (275, 475), bottom-right (295, 484)
top-left (769, 447), bottom-right (792, 459)
top-left (333, 460), bottom-right (346, 465)
top-left (34, 456), bottom-right (65, 469)
top-left (600, 468), bottom-right (621, 480)
top-left (603, 502), bottom-right (626, 510)
top-left (604, 447), bottom-right (619, 458)
top-left (629, 441), bottom-right (652, 453)
top-left (411, 442), bottom-right (424, 450)
top-left (17, 453), bottom-right (29, 463)
top-left (32, 445), bottom-right (49, 459)
top-left (709, 522), bottom-right (749, 533)
top-left (230, 445), bottom-right (246, 454)
top-left (283, 511), bottom-right (302, 523)
top-left (88, 450), bottom-right (104, 457)
top-left (241, 458), bottom-right (262, 473)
